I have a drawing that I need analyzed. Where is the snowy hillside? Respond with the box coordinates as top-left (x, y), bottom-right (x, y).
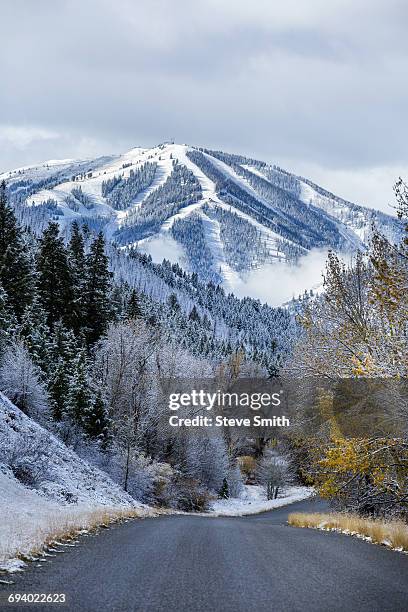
top-left (0, 392), bottom-right (152, 569)
top-left (2, 143), bottom-right (402, 289)
top-left (0, 392), bottom-right (138, 507)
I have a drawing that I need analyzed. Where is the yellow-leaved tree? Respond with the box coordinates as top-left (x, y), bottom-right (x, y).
top-left (285, 181), bottom-right (408, 517)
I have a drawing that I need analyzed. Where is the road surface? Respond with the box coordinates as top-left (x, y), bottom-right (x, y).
top-left (1, 498), bottom-right (408, 612)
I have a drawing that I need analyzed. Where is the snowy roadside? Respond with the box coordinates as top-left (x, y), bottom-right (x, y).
top-left (0, 393), bottom-right (160, 574)
top-left (0, 470), bottom-right (158, 575)
top-left (208, 485), bottom-right (314, 517)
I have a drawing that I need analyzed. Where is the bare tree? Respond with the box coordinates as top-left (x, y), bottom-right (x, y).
top-left (257, 454), bottom-right (292, 500)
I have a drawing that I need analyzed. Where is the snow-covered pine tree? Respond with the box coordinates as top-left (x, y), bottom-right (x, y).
top-left (188, 305), bottom-right (200, 323)
top-left (126, 288), bottom-right (143, 319)
top-left (35, 222), bottom-right (75, 330)
top-left (18, 298), bottom-right (52, 373)
top-left (47, 359), bottom-right (71, 421)
top-left (84, 232), bottom-right (112, 345)
top-left (84, 390), bottom-right (111, 448)
top-left (68, 221), bottom-right (87, 331)
top-left (0, 282), bottom-right (13, 349)
top-left (66, 352), bottom-right (94, 426)
top-left (0, 181), bottom-right (34, 318)
top-left (167, 293), bottom-right (180, 311)
top-left (47, 322), bottom-right (81, 419)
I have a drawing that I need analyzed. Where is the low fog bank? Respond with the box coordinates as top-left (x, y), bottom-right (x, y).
top-left (233, 249), bottom-right (330, 306)
top-left (139, 234), bottom-right (186, 265)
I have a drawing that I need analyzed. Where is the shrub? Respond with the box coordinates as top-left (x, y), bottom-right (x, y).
top-left (4, 434), bottom-right (53, 489)
top-left (167, 475), bottom-right (211, 512)
top-left (237, 455), bottom-right (257, 483)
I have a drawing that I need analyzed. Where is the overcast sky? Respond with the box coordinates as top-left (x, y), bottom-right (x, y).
top-left (2, 0), bottom-right (407, 212)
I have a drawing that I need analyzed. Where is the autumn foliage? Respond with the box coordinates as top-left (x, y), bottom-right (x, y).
top-left (286, 181), bottom-right (408, 518)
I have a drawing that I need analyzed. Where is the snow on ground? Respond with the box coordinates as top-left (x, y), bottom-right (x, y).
top-left (299, 181), bottom-right (366, 247)
top-left (199, 209), bottom-right (242, 291)
top-left (204, 152), bottom-right (282, 217)
top-left (0, 393), bottom-right (138, 507)
top-left (3, 143), bottom-right (300, 288)
top-left (154, 145), bottom-right (292, 285)
top-left (0, 469), bottom-right (153, 572)
top-left (0, 389), bottom-right (311, 570)
top-left (209, 485), bottom-right (313, 517)
top-left (0, 393), bottom-right (154, 571)
top-left (0, 159), bottom-right (79, 182)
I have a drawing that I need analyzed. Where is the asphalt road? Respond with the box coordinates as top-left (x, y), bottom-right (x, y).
top-left (2, 498), bottom-right (408, 612)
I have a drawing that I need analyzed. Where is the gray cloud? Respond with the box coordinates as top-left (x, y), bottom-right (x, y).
top-left (2, 0), bottom-right (408, 211)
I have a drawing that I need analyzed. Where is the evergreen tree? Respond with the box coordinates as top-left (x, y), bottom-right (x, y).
top-left (36, 222), bottom-right (75, 329)
top-left (0, 283), bottom-right (9, 332)
top-left (0, 181), bottom-right (34, 318)
top-left (219, 477), bottom-right (229, 499)
top-left (167, 293), bottom-right (180, 311)
top-left (69, 221), bottom-right (86, 276)
top-left (188, 305), bottom-right (200, 323)
top-left (84, 390), bottom-right (111, 447)
top-left (18, 298), bottom-right (52, 372)
top-left (66, 352), bottom-right (93, 425)
top-left (49, 321), bottom-right (79, 365)
top-left (48, 359), bottom-right (71, 421)
top-left (84, 232), bottom-right (112, 345)
top-left (0, 282), bottom-right (14, 350)
top-left (47, 323), bottom-right (79, 419)
top-left (126, 288), bottom-right (143, 319)
top-left (68, 221), bottom-right (86, 330)
top-left (110, 284), bottom-right (125, 320)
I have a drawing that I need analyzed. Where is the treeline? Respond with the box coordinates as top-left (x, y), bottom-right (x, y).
top-left (171, 213), bottom-right (221, 284)
top-left (187, 149), bottom-right (346, 255)
top-left (204, 147), bottom-right (403, 248)
top-left (231, 164), bottom-right (343, 249)
top-left (0, 181), bottom-right (113, 438)
top-left (202, 203), bottom-right (273, 270)
top-left (5, 157), bottom-right (111, 207)
top-left (186, 150), bottom-right (307, 258)
top-left (109, 246), bottom-right (298, 373)
top-left (69, 186), bottom-right (95, 210)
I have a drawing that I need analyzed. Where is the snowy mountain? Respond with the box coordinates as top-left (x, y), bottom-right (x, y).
top-left (2, 143), bottom-right (402, 290)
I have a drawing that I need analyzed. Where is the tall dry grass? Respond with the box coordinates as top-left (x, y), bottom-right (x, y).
top-left (288, 512), bottom-right (408, 552)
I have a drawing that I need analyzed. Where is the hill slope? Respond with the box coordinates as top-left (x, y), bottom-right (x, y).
top-left (0, 392), bottom-right (138, 507)
top-left (0, 392), bottom-right (151, 570)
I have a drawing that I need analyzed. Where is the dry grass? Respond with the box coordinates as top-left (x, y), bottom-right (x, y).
top-left (0, 506), bottom-right (155, 571)
top-left (288, 512), bottom-right (408, 552)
